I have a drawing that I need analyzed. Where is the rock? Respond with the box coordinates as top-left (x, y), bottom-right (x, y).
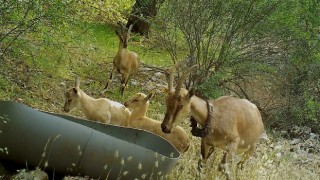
top-left (151, 76), bottom-right (158, 82)
top-left (280, 130), bottom-right (287, 136)
top-left (259, 132), bottom-right (270, 143)
top-left (145, 80), bottom-right (156, 91)
top-left (154, 72), bottom-right (163, 77)
top-left (16, 98), bottom-right (24, 103)
top-left (140, 67), bottom-right (153, 71)
top-left (130, 79), bottom-right (139, 86)
top-left (309, 133), bottom-right (319, 141)
top-left (274, 145), bottom-right (282, 150)
top-left (290, 138), bottom-right (302, 145)
top-left (276, 152), bottom-right (282, 158)
top-left (291, 152), bottom-right (298, 159)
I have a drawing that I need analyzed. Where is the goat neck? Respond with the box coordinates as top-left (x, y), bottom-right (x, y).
top-left (129, 105), bottom-right (148, 121)
top-left (118, 40), bottom-right (126, 51)
top-left (190, 95), bottom-right (210, 127)
top-left (77, 89), bottom-right (96, 118)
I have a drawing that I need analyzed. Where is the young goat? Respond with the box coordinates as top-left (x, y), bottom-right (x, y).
top-left (102, 22), bottom-right (139, 96)
top-left (161, 63), bottom-right (264, 179)
top-left (63, 77), bottom-right (131, 127)
top-left (124, 92), bottom-right (190, 153)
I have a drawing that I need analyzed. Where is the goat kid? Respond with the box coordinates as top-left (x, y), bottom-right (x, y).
top-left (63, 77), bottom-right (131, 127)
top-left (161, 63), bottom-right (264, 179)
top-left (124, 92), bottom-right (190, 153)
top-left (102, 22), bottom-right (139, 96)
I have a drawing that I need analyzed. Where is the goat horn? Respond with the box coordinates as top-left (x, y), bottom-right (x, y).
top-left (165, 60), bottom-right (185, 93)
top-left (75, 76), bottom-right (80, 88)
top-left (128, 24), bottom-right (133, 34)
top-left (174, 64), bottom-right (197, 97)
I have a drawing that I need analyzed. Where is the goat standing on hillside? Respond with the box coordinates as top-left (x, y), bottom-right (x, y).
top-left (124, 92), bottom-right (190, 153)
top-left (63, 77), bottom-right (131, 127)
top-left (102, 22), bottom-right (139, 96)
top-left (161, 63), bottom-right (264, 179)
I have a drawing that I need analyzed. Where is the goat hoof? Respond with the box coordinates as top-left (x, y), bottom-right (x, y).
top-left (197, 161), bottom-right (203, 172)
top-left (218, 164), bottom-right (223, 172)
top-left (237, 162), bottom-right (244, 170)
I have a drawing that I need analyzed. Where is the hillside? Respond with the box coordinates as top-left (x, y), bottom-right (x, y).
top-left (1, 22), bottom-right (320, 179)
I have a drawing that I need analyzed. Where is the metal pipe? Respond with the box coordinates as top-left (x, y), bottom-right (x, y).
top-left (0, 101), bottom-right (180, 179)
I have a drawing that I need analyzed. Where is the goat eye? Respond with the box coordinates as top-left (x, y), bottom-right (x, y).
top-left (68, 99), bottom-right (72, 103)
top-left (177, 105), bottom-right (183, 110)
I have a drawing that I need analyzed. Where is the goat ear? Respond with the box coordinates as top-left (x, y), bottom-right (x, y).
top-left (145, 91), bottom-right (156, 101)
top-left (188, 89), bottom-right (195, 99)
top-left (72, 87), bottom-right (78, 95)
top-left (128, 24), bottom-right (133, 34)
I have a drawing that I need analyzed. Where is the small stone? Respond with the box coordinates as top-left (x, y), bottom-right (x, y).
top-left (291, 138), bottom-right (302, 145)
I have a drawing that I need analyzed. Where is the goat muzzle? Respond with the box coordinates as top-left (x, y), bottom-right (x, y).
top-left (161, 123), bottom-right (171, 134)
top-left (123, 102), bottom-right (128, 107)
top-left (63, 107), bottom-right (70, 113)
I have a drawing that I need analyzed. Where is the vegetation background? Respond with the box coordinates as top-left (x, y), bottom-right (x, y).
top-left (0, 0), bottom-right (319, 179)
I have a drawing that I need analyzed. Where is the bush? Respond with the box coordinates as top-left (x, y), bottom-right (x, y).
top-left (74, 0), bottom-right (135, 24)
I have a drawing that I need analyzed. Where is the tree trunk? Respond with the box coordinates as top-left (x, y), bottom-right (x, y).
top-left (126, 0), bottom-right (164, 36)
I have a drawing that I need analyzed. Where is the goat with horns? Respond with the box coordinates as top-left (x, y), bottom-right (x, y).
top-left (161, 62), bottom-right (264, 179)
top-left (102, 22), bottom-right (139, 96)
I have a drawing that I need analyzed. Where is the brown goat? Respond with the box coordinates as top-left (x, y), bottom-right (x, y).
top-left (63, 77), bottom-right (131, 127)
top-left (161, 63), bottom-right (264, 178)
top-left (124, 92), bottom-right (190, 153)
top-left (102, 22), bottom-right (139, 96)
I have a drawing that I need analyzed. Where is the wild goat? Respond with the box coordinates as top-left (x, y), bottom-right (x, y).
top-left (62, 77), bottom-right (131, 127)
top-left (102, 22), bottom-right (139, 95)
top-left (124, 92), bottom-right (190, 153)
top-left (161, 63), bottom-right (264, 179)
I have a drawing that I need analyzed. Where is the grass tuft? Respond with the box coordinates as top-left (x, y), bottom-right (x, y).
top-left (0, 22), bottom-right (319, 179)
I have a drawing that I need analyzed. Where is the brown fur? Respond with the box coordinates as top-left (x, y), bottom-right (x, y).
top-left (161, 63), bottom-right (264, 178)
top-left (162, 88), bottom-right (264, 175)
top-left (103, 23), bottom-right (139, 95)
top-left (124, 92), bottom-right (190, 153)
top-left (63, 78), bottom-right (130, 127)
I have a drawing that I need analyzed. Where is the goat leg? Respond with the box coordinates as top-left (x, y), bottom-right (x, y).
top-left (120, 75), bottom-right (128, 96)
top-left (218, 152), bottom-right (232, 180)
top-left (197, 159), bottom-right (204, 179)
top-left (103, 67), bottom-right (115, 92)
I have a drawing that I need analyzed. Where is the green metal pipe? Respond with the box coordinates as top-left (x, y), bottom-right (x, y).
top-left (0, 101), bottom-right (180, 179)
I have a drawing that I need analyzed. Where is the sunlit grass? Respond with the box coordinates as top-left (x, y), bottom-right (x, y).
top-left (1, 22), bottom-right (319, 179)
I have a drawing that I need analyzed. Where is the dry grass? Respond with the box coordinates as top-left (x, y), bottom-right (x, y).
top-left (1, 23), bottom-right (319, 180)
top-left (165, 124), bottom-right (320, 180)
